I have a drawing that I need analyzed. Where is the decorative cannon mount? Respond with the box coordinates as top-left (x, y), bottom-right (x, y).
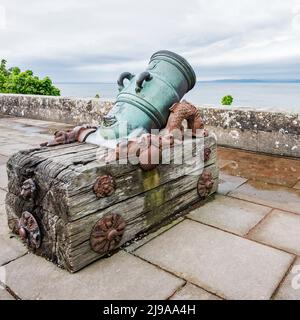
top-left (5, 51), bottom-right (219, 272)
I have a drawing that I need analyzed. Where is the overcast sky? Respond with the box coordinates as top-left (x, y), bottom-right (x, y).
top-left (0, 0), bottom-right (300, 82)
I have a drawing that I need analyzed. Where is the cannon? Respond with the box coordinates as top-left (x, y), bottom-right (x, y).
top-left (87, 50), bottom-right (197, 142)
top-left (5, 51), bottom-right (219, 272)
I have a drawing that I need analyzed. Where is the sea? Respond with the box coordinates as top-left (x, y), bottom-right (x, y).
top-left (55, 82), bottom-right (300, 113)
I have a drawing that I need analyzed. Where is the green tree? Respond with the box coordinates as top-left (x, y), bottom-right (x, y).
top-left (221, 95), bottom-right (233, 106)
top-left (0, 59), bottom-right (60, 96)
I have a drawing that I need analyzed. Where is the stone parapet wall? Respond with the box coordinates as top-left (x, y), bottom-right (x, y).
top-left (0, 93), bottom-right (299, 157)
top-left (0, 93), bottom-right (113, 126)
top-left (198, 106), bottom-right (299, 158)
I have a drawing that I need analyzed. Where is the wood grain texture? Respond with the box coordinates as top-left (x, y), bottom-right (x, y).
top-left (6, 135), bottom-right (219, 272)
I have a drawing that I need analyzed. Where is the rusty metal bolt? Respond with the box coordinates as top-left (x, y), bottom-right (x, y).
top-left (93, 175), bottom-right (116, 198)
top-left (90, 213), bottom-right (126, 254)
top-left (203, 147), bottom-right (211, 162)
top-left (20, 178), bottom-right (36, 200)
top-left (18, 211), bottom-right (41, 249)
top-left (197, 170), bottom-right (214, 199)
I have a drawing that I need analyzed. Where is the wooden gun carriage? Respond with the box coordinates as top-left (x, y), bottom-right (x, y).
top-left (6, 134), bottom-right (218, 272)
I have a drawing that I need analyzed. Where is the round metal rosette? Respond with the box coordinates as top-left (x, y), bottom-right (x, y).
top-left (90, 213), bottom-right (126, 254)
top-left (197, 170), bottom-right (214, 199)
top-left (93, 175), bottom-right (116, 198)
top-left (18, 211), bottom-right (41, 249)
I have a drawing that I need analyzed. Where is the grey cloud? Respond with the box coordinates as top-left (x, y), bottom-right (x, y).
top-left (0, 0), bottom-right (299, 82)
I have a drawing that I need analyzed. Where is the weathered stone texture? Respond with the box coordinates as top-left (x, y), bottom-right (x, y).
top-left (0, 94), bottom-right (299, 157)
top-left (198, 106), bottom-right (300, 157)
top-left (0, 94), bottom-right (113, 126)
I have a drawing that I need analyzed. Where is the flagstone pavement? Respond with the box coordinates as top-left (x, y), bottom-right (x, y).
top-left (0, 115), bottom-right (300, 300)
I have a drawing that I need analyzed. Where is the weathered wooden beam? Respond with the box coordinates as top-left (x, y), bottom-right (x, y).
top-left (6, 135), bottom-right (219, 272)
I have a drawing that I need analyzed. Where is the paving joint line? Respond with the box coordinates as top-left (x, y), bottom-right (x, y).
top-left (122, 218), bottom-right (184, 253)
top-left (0, 281), bottom-right (21, 300)
top-left (185, 217), bottom-right (298, 256)
top-left (166, 280), bottom-right (187, 300)
top-left (226, 193), bottom-right (300, 216)
top-left (128, 251), bottom-right (225, 300)
top-left (270, 255), bottom-right (297, 300)
top-left (1, 251), bottom-right (28, 268)
top-left (244, 207), bottom-right (275, 237)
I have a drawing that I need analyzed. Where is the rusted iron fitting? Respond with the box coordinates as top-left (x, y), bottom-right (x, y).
top-left (90, 213), bottom-right (126, 254)
top-left (165, 101), bottom-right (204, 137)
top-left (18, 211), bottom-right (41, 249)
top-left (203, 147), bottom-right (211, 162)
top-left (105, 133), bottom-right (175, 171)
top-left (93, 175), bottom-right (116, 198)
top-left (41, 125), bottom-right (97, 147)
top-left (197, 170), bottom-right (214, 199)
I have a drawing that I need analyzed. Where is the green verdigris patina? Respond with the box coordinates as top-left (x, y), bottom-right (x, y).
top-left (95, 50), bottom-right (197, 140)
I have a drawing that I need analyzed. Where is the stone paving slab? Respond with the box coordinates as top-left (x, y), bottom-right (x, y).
top-left (0, 288), bottom-right (15, 300)
top-left (218, 147), bottom-right (300, 187)
top-left (0, 235), bottom-right (27, 266)
top-left (4, 251), bottom-right (184, 300)
top-left (0, 164), bottom-right (8, 191)
top-left (135, 220), bottom-right (294, 300)
top-left (0, 117), bottom-right (73, 135)
top-left (248, 210), bottom-right (300, 255)
top-left (8, 117), bottom-right (74, 131)
top-left (217, 173), bottom-right (247, 195)
top-left (0, 155), bottom-right (7, 165)
top-left (0, 118), bottom-right (69, 148)
top-left (0, 137), bottom-right (11, 145)
top-left (187, 195), bottom-right (271, 236)
top-left (170, 283), bottom-right (221, 300)
top-left (4, 116), bottom-right (73, 128)
top-left (7, 117), bottom-right (60, 126)
top-left (274, 257), bottom-right (300, 300)
top-left (0, 115), bottom-right (299, 300)
top-left (229, 180), bottom-right (300, 214)
top-left (0, 204), bottom-right (9, 236)
top-left (0, 143), bottom-right (37, 157)
top-left (0, 189), bottom-right (6, 205)
top-left (0, 131), bottom-right (52, 145)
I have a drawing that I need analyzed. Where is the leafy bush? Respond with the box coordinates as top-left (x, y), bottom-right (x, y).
top-left (221, 95), bottom-right (233, 106)
top-left (0, 59), bottom-right (60, 96)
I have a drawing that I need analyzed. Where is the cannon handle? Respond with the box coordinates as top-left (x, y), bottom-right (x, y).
top-left (117, 72), bottom-right (134, 92)
top-left (135, 71), bottom-right (152, 93)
